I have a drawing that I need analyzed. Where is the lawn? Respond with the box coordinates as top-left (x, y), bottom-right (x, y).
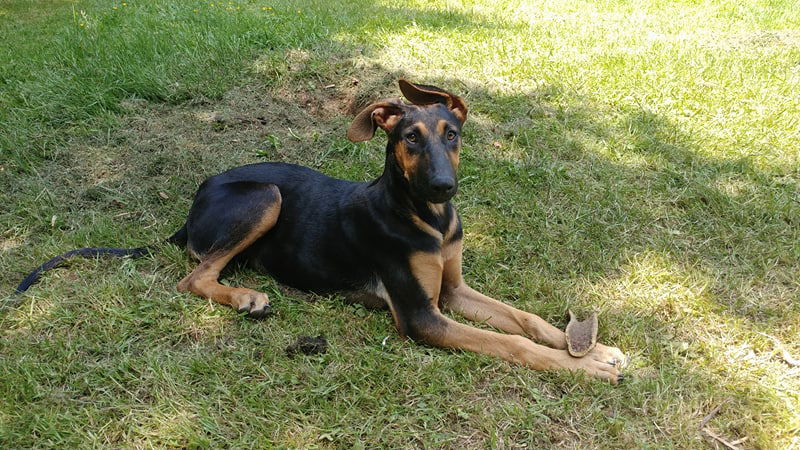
top-left (1, 0), bottom-right (798, 447)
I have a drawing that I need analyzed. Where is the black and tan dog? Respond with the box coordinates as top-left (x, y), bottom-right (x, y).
top-left (17, 80), bottom-right (627, 382)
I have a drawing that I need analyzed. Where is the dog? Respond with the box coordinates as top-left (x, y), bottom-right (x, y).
top-left (17, 80), bottom-right (626, 382)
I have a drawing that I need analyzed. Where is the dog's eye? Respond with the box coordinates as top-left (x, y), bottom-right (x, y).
top-left (446, 130), bottom-right (457, 141)
top-left (406, 133), bottom-right (418, 143)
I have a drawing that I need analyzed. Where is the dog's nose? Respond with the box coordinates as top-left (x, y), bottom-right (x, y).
top-left (431, 176), bottom-right (456, 194)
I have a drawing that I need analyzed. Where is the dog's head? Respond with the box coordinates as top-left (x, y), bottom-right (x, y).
top-left (347, 79), bottom-right (468, 204)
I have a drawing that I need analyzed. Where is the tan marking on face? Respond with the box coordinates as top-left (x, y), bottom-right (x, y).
top-left (436, 119), bottom-right (448, 136)
top-left (409, 251), bottom-right (444, 307)
top-left (416, 121), bottom-right (429, 138)
top-left (448, 146), bottom-right (460, 171)
top-left (394, 140), bottom-right (419, 181)
top-left (411, 214), bottom-right (443, 241)
top-left (436, 119), bottom-right (460, 170)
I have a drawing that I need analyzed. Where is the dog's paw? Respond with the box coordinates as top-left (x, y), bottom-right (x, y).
top-left (562, 343), bottom-right (628, 384)
top-left (233, 289), bottom-right (272, 319)
top-left (590, 343), bottom-right (629, 369)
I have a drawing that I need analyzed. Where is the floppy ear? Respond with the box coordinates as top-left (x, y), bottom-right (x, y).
top-left (347, 99), bottom-right (405, 142)
top-left (398, 79), bottom-right (468, 123)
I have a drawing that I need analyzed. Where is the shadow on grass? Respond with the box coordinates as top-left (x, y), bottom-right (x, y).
top-left (430, 77), bottom-right (798, 444)
top-left (291, 64), bottom-right (798, 442)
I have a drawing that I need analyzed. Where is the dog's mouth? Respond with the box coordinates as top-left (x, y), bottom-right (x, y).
top-left (426, 185), bottom-right (458, 204)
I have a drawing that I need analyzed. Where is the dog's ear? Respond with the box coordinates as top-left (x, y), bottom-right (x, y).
top-left (347, 99), bottom-right (405, 142)
top-left (398, 79), bottom-right (468, 123)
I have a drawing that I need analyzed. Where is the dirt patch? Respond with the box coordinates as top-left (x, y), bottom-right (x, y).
top-left (250, 47), bottom-right (406, 121)
top-left (740, 31), bottom-right (800, 47)
top-left (287, 82), bottom-right (361, 119)
top-left (119, 82), bottom-right (319, 157)
top-left (707, 30), bottom-right (800, 50)
top-left (99, 50), bottom-right (438, 192)
top-left (285, 335), bottom-right (328, 356)
top-left (113, 58), bottom-right (403, 179)
top-left (109, 79), bottom-right (350, 193)
top-left (278, 72), bottom-right (404, 120)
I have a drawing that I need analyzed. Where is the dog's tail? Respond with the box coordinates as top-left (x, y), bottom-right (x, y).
top-left (14, 225), bottom-right (188, 294)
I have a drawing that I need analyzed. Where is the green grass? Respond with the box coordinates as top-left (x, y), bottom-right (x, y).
top-left (2, 0), bottom-right (799, 447)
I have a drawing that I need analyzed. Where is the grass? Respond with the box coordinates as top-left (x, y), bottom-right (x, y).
top-left (1, 0), bottom-right (799, 447)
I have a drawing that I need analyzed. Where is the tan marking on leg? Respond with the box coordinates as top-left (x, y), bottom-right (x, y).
top-left (439, 237), bottom-right (566, 348)
top-left (442, 238), bottom-right (462, 283)
top-left (178, 187), bottom-right (281, 316)
top-left (418, 312), bottom-right (623, 383)
top-left (395, 245), bottom-right (622, 382)
top-left (443, 283), bottom-right (568, 349)
top-left (374, 280), bottom-right (404, 334)
top-left (409, 251), bottom-right (443, 307)
top-left (401, 219), bottom-right (624, 382)
top-left (438, 236), bottom-right (627, 375)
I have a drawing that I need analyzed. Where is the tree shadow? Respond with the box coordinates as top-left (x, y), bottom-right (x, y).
top-left (409, 76), bottom-right (799, 445)
top-left (313, 64), bottom-right (797, 443)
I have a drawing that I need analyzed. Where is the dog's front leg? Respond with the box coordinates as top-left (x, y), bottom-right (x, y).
top-left (442, 282), bottom-right (568, 348)
top-left (405, 309), bottom-right (624, 383)
top-left (438, 240), bottom-right (566, 346)
top-left (380, 250), bottom-right (624, 383)
top-left (438, 240), bottom-right (627, 369)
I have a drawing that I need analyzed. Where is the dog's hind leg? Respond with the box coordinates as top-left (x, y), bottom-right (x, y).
top-left (177, 182), bottom-right (281, 318)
